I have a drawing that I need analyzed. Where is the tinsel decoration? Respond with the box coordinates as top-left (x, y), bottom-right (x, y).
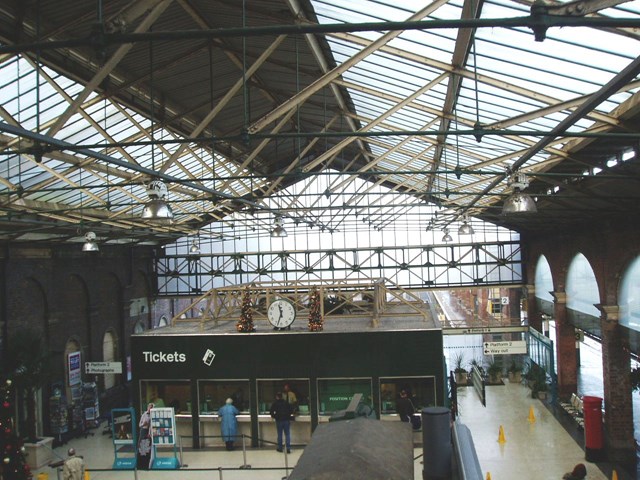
top-left (1, 378), bottom-right (32, 479)
top-left (308, 288), bottom-right (323, 331)
top-left (236, 288), bottom-right (256, 332)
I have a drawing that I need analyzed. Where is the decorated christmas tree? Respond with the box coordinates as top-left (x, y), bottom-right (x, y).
top-left (236, 288), bottom-right (256, 332)
top-left (1, 379), bottom-right (32, 480)
top-left (308, 288), bottom-right (323, 331)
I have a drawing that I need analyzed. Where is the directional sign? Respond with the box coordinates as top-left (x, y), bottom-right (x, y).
top-left (483, 340), bottom-right (527, 355)
top-left (85, 362), bottom-right (123, 374)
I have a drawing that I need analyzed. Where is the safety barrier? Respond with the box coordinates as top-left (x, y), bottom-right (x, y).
top-left (40, 434), bottom-right (293, 480)
top-left (470, 365), bottom-right (486, 407)
top-left (452, 420), bottom-right (483, 480)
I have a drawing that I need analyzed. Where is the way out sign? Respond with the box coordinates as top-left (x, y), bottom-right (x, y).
top-left (483, 340), bottom-right (527, 355)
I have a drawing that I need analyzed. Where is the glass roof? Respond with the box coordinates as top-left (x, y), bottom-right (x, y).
top-left (0, 0), bottom-right (638, 245)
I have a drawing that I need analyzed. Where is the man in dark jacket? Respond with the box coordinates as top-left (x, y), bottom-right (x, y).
top-left (269, 392), bottom-right (293, 453)
top-left (396, 389), bottom-right (414, 423)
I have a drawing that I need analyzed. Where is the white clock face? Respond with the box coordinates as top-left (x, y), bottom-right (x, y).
top-left (267, 299), bottom-right (296, 328)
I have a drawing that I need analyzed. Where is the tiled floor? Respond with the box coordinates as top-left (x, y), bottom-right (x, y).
top-left (31, 380), bottom-right (627, 480)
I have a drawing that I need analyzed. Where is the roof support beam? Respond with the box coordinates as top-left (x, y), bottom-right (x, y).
top-left (46, 0), bottom-right (174, 137)
top-left (248, 0), bottom-right (449, 134)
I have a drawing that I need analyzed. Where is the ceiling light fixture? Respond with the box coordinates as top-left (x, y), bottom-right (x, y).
top-left (458, 216), bottom-right (474, 235)
top-left (441, 228), bottom-right (453, 243)
top-left (82, 231), bottom-right (99, 252)
top-left (189, 238), bottom-right (200, 255)
top-left (141, 179), bottom-right (174, 223)
top-left (502, 172), bottom-right (537, 215)
top-left (271, 216), bottom-right (288, 238)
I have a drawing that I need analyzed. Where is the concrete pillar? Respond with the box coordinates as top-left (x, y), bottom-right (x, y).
top-left (552, 291), bottom-right (578, 399)
top-left (596, 304), bottom-right (636, 467)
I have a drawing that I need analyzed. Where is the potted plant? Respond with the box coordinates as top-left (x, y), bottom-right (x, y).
top-left (508, 359), bottom-right (522, 383)
top-left (452, 351), bottom-right (468, 386)
top-left (529, 364), bottom-right (548, 400)
top-left (2, 328), bottom-right (53, 468)
top-left (631, 366), bottom-right (640, 392)
top-left (486, 359), bottom-right (502, 384)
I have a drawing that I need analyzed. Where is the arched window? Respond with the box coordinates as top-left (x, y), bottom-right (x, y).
top-left (102, 330), bottom-right (118, 390)
top-left (157, 315), bottom-right (169, 328)
top-left (133, 320), bottom-right (146, 334)
top-left (566, 253), bottom-right (600, 330)
top-left (619, 256), bottom-right (640, 332)
top-left (534, 255), bottom-right (554, 316)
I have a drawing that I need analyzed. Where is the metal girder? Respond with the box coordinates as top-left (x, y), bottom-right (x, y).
top-left (248, 0), bottom-right (449, 134)
top-left (155, 240), bottom-right (523, 295)
top-left (534, 0), bottom-right (633, 17)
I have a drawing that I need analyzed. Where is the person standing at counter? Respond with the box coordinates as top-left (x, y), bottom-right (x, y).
top-left (218, 397), bottom-right (239, 451)
top-left (283, 383), bottom-right (298, 412)
top-left (269, 392), bottom-right (293, 453)
top-left (396, 390), bottom-right (414, 423)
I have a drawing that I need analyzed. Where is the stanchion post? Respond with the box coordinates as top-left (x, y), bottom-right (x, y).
top-left (239, 434), bottom-right (251, 469)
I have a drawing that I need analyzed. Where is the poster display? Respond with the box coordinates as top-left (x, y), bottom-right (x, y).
top-left (68, 351), bottom-right (81, 387)
top-left (150, 408), bottom-right (176, 445)
top-left (111, 408), bottom-right (137, 469)
top-left (150, 407), bottom-right (180, 469)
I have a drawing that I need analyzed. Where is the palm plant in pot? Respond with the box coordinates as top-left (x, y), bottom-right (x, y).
top-left (508, 359), bottom-right (522, 383)
top-left (486, 359), bottom-right (503, 384)
top-left (2, 328), bottom-right (53, 467)
top-left (452, 351), bottom-right (468, 386)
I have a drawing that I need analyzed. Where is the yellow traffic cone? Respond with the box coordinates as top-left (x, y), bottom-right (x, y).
top-left (528, 405), bottom-right (536, 423)
top-left (498, 424), bottom-right (506, 443)
top-left (84, 470), bottom-right (90, 480)
top-left (486, 472), bottom-right (492, 480)
top-left (612, 469), bottom-right (618, 480)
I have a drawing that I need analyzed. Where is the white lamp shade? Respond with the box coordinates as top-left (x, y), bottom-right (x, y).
top-left (502, 190), bottom-right (537, 214)
top-left (458, 222), bottom-right (474, 235)
top-left (141, 199), bottom-right (174, 223)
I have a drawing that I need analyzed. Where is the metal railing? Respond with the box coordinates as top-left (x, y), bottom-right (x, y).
top-left (42, 434), bottom-right (293, 480)
top-left (470, 365), bottom-right (486, 407)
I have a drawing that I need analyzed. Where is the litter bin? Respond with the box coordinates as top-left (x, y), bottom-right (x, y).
top-left (422, 407), bottom-right (451, 480)
top-left (582, 395), bottom-right (604, 462)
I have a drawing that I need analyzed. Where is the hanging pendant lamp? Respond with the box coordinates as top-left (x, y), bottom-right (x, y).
top-left (271, 216), bottom-right (288, 237)
top-left (458, 216), bottom-right (474, 235)
top-left (441, 228), bottom-right (453, 243)
top-left (141, 179), bottom-right (174, 223)
top-left (82, 231), bottom-right (99, 252)
top-left (502, 172), bottom-right (537, 215)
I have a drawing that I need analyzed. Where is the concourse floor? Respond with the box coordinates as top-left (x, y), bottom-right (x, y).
top-left (31, 380), bottom-right (627, 480)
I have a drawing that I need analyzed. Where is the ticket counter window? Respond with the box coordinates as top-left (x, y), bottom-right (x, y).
top-left (380, 377), bottom-right (436, 414)
top-left (198, 380), bottom-right (250, 414)
top-left (140, 380), bottom-right (191, 414)
top-left (257, 379), bottom-right (309, 414)
top-left (317, 378), bottom-right (373, 416)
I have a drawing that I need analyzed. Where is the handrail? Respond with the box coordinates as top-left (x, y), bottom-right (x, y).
top-left (452, 420), bottom-right (483, 480)
top-left (470, 365), bottom-right (486, 407)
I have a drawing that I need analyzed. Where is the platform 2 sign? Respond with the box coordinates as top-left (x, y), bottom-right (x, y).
top-left (85, 362), bottom-right (123, 374)
top-left (483, 340), bottom-right (527, 355)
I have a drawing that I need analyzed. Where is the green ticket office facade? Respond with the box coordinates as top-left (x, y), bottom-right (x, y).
top-left (131, 329), bottom-right (445, 448)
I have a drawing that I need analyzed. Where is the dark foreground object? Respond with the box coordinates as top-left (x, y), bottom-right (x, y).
top-left (289, 417), bottom-right (413, 480)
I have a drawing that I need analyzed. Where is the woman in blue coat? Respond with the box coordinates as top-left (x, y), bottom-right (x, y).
top-left (218, 398), bottom-right (239, 451)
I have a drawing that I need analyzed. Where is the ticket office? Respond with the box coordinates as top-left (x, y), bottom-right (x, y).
top-left (132, 328), bottom-right (445, 447)
top-left (139, 375), bottom-right (437, 448)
